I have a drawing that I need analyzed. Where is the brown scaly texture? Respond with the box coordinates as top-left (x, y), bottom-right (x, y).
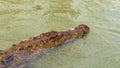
top-left (0, 24), bottom-right (89, 68)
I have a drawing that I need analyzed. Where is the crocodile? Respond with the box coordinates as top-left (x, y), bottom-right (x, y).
top-left (0, 24), bottom-right (89, 68)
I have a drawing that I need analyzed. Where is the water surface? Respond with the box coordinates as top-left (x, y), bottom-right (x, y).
top-left (0, 0), bottom-right (120, 68)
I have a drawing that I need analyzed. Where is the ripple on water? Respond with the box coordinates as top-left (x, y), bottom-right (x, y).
top-left (0, 0), bottom-right (120, 68)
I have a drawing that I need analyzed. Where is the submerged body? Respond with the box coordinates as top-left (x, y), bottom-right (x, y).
top-left (0, 24), bottom-right (89, 68)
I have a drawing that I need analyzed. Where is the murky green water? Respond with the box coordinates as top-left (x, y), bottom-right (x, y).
top-left (0, 0), bottom-right (120, 68)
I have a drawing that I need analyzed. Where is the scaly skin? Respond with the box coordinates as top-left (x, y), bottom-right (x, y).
top-left (0, 24), bottom-right (89, 68)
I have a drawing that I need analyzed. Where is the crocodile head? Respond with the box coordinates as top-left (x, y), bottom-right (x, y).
top-left (77, 24), bottom-right (90, 34)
